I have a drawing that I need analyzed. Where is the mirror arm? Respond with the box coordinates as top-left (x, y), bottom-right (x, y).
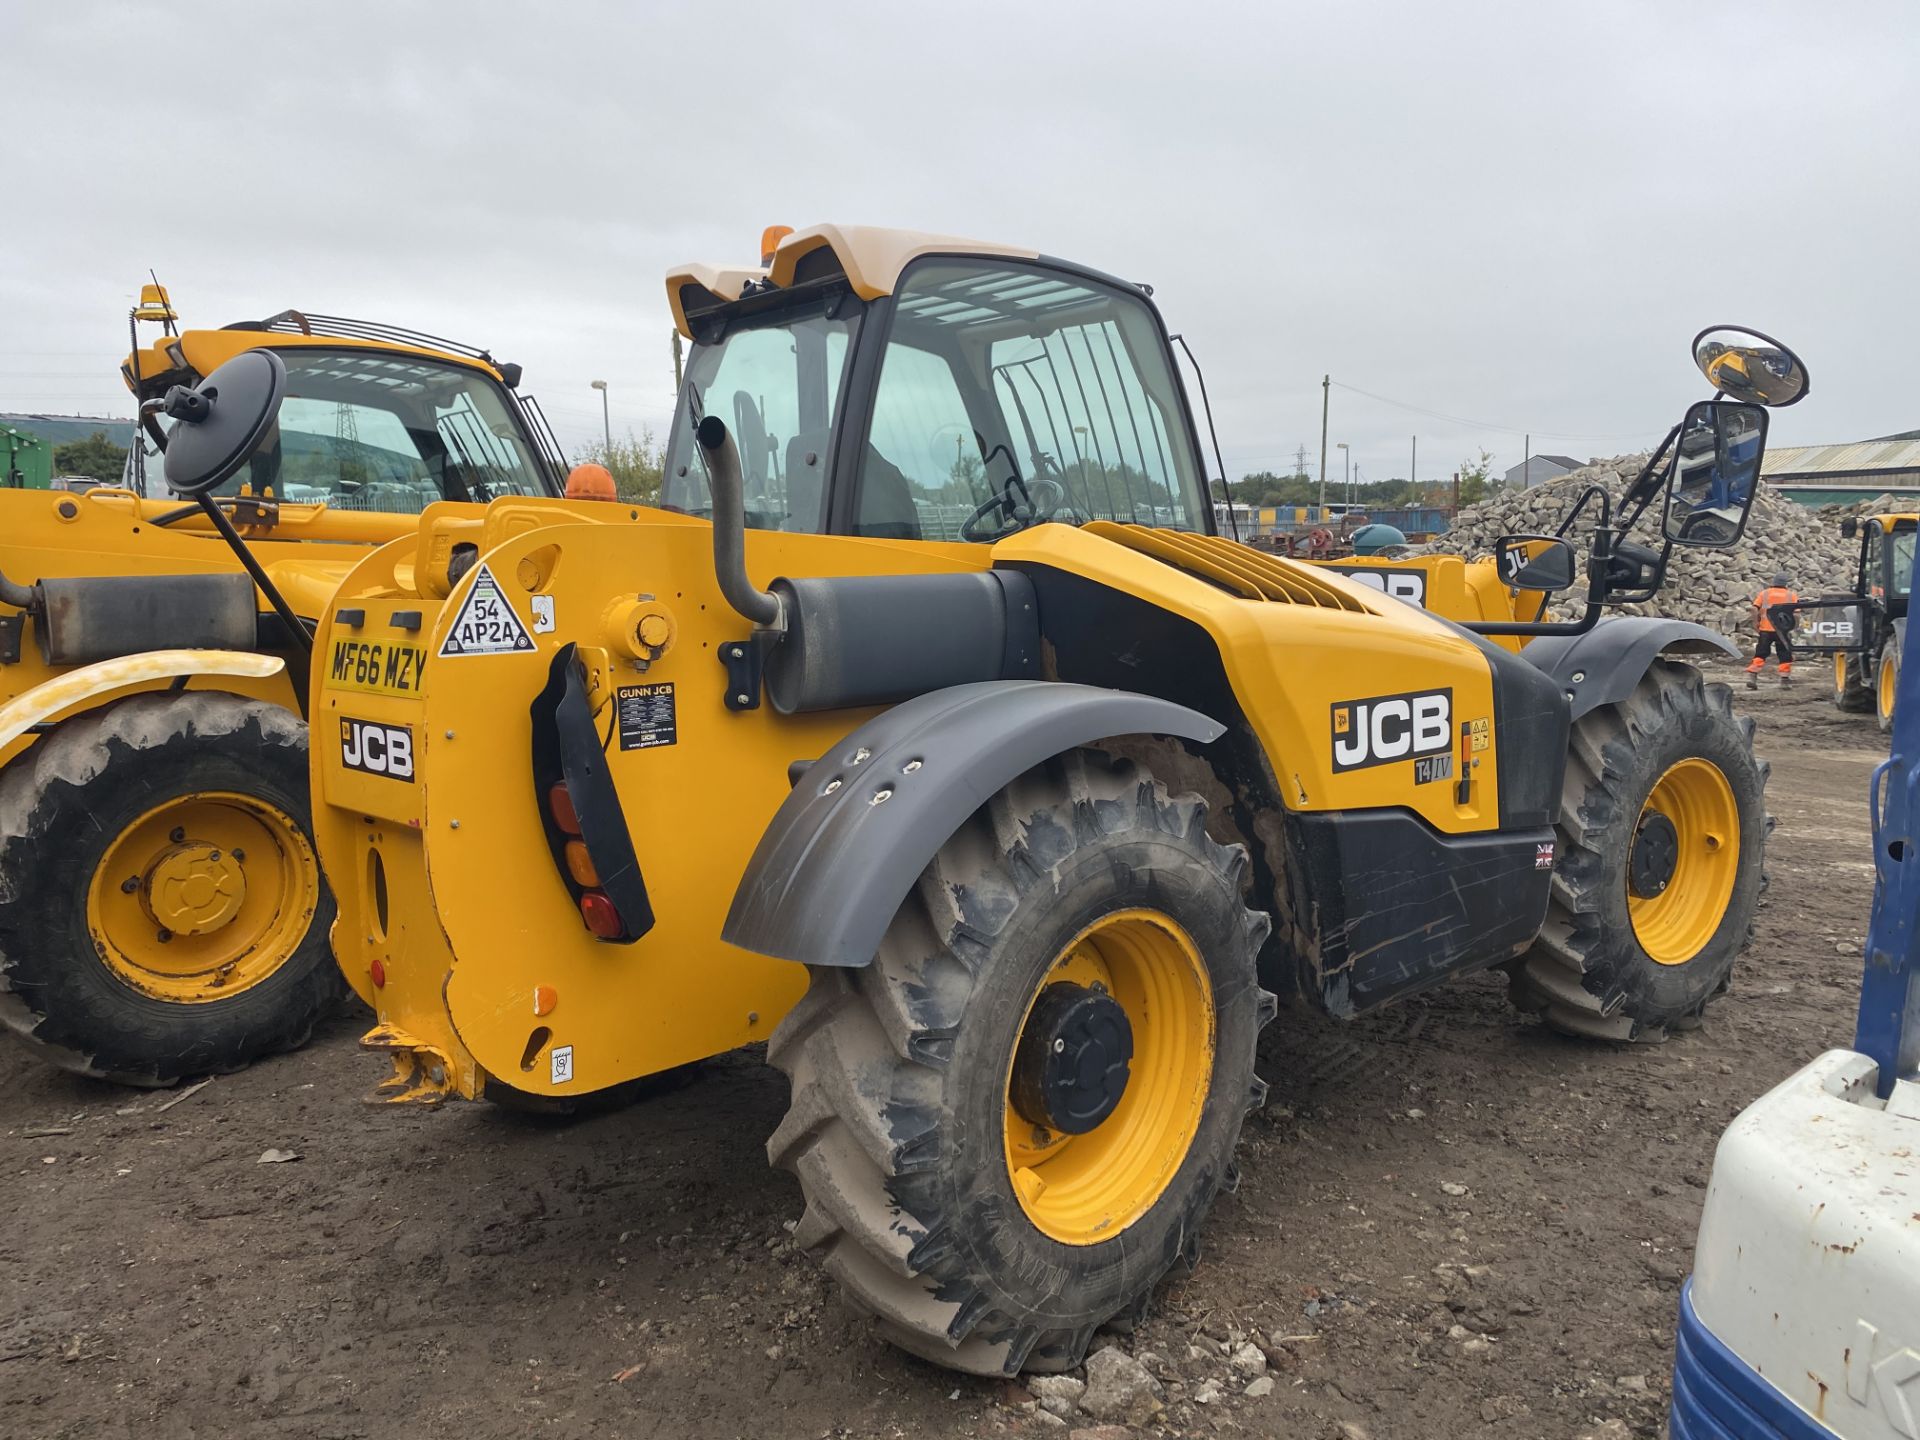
top-left (190, 491), bottom-right (314, 679)
top-left (138, 399), bottom-right (170, 456)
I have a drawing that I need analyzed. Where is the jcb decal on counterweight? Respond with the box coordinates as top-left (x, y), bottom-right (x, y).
top-left (1330, 688), bottom-right (1452, 773)
top-left (439, 564), bottom-right (534, 657)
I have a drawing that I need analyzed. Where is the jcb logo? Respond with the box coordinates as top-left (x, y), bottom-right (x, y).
top-left (340, 718), bottom-right (415, 782)
top-left (1327, 566), bottom-right (1427, 607)
top-left (1808, 620), bottom-right (1855, 639)
top-left (1331, 688), bottom-right (1452, 773)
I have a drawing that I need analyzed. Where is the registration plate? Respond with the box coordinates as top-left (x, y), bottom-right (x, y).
top-left (328, 638), bottom-right (428, 698)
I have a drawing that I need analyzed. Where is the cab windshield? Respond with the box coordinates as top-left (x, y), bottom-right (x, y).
top-left (203, 348), bottom-right (550, 510)
top-left (661, 259), bottom-right (1209, 541)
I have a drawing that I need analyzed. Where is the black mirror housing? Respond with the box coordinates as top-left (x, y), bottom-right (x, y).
top-left (161, 349), bottom-right (287, 497)
top-left (1692, 326), bottom-right (1810, 408)
top-left (1664, 399), bottom-right (1768, 549)
top-left (1494, 534), bottom-right (1578, 592)
top-left (1841, 517), bottom-right (1860, 539)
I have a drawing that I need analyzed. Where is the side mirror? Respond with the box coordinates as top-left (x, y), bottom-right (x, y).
top-left (1693, 326), bottom-right (1810, 408)
top-left (1494, 534), bottom-right (1577, 592)
top-left (1664, 399), bottom-right (1768, 548)
top-left (1841, 517), bottom-right (1860, 539)
top-left (160, 349), bottom-right (287, 497)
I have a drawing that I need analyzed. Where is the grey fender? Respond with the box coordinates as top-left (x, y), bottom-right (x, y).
top-left (1520, 617), bottom-right (1736, 721)
top-left (722, 680), bottom-right (1225, 968)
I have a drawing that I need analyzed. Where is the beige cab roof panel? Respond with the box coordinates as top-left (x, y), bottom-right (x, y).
top-left (667, 224), bottom-right (1040, 337)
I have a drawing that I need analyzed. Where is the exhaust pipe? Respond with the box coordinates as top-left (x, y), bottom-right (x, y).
top-left (0, 564), bottom-right (38, 615)
top-left (695, 415), bottom-right (783, 630)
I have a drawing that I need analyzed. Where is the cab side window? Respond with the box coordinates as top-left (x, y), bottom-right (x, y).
top-left (857, 340), bottom-right (990, 540)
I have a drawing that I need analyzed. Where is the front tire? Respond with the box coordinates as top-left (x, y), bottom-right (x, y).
top-left (1506, 660), bottom-right (1768, 1042)
top-left (767, 750), bottom-right (1274, 1375)
top-left (0, 693), bottom-right (346, 1086)
top-left (1833, 651), bottom-right (1873, 712)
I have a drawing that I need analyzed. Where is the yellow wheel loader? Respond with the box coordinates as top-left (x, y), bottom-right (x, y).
top-left (0, 287), bottom-right (571, 1085)
top-left (164, 229), bottom-right (1801, 1375)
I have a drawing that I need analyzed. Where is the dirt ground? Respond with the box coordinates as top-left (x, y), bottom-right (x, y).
top-left (0, 658), bottom-right (1885, 1440)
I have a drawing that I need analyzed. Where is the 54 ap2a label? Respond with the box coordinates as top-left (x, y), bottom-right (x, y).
top-left (439, 564), bottom-right (534, 657)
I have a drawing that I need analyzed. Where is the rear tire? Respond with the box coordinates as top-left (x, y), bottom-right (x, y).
top-left (767, 749), bottom-right (1274, 1375)
top-left (1506, 660), bottom-right (1768, 1042)
top-left (0, 693), bottom-right (345, 1086)
top-left (1879, 636), bottom-right (1901, 733)
top-left (1833, 651), bottom-right (1873, 713)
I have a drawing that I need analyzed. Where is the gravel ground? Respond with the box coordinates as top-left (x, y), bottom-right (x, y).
top-left (0, 659), bottom-right (1882, 1440)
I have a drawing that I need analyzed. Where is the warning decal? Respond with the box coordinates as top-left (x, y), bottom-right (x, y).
top-left (616, 683), bottom-right (677, 751)
top-left (439, 564), bottom-right (535, 657)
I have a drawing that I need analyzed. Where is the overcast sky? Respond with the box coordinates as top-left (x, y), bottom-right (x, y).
top-left (4, 2), bottom-right (1914, 489)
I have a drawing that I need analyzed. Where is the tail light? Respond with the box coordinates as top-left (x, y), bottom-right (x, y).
top-left (529, 645), bottom-right (655, 944)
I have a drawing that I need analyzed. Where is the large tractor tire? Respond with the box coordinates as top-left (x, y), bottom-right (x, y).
top-left (0, 692), bottom-right (345, 1086)
top-left (1878, 635), bottom-right (1901, 734)
top-left (1833, 651), bottom-right (1874, 713)
top-left (768, 750), bottom-right (1275, 1376)
top-left (1506, 660), bottom-right (1768, 1043)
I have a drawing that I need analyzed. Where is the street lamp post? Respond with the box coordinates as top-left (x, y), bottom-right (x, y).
top-left (590, 379), bottom-right (611, 454)
top-left (1336, 442), bottom-right (1349, 513)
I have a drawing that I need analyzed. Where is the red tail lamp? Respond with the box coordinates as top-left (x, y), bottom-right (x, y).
top-left (579, 892), bottom-right (623, 939)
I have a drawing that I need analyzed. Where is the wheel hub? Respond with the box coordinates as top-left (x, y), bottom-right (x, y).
top-left (1010, 982), bottom-right (1133, 1134)
top-left (1629, 811), bottom-right (1680, 898)
top-left (140, 842), bottom-right (247, 936)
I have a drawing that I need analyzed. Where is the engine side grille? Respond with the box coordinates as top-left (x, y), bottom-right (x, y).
top-left (1084, 523), bottom-right (1372, 612)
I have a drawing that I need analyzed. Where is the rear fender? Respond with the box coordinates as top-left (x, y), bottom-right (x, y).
top-left (1520, 618), bottom-right (1734, 721)
top-left (722, 680), bottom-right (1224, 968)
top-left (0, 649), bottom-right (284, 751)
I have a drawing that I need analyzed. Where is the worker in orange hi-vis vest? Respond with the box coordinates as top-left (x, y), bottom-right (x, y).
top-left (1747, 570), bottom-right (1799, 690)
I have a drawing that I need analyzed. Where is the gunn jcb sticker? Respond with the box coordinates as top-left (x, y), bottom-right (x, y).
top-left (1331, 688), bottom-right (1452, 773)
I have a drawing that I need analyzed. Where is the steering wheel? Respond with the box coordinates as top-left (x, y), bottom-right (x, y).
top-left (961, 475), bottom-right (1067, 543)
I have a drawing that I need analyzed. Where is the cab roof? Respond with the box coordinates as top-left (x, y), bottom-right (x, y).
top-left (121, 308), bottom-right (510, 400)
top-left (667, 223), bottom-right (1039, 339)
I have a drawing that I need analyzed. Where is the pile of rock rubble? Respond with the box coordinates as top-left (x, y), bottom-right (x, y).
top-left (1419, 456), bottom-right (1864, 639)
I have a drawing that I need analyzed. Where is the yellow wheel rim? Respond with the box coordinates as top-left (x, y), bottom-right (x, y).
top-left (1628, 759), bottom-right (1740, 966)
top-left (1881, 654), bottom-right (1898, 721)
top-left (86, 791), bottom-right (319, 1004)
top-left (1003, 908), bottom-right (1214, 1246)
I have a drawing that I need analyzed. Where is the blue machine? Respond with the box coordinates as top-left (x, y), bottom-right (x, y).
top-left (1671, 603), bottom-right (1920, 1438)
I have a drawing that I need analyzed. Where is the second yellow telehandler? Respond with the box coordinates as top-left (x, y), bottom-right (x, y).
top-left (0, 287), bottom-right (571, 1084)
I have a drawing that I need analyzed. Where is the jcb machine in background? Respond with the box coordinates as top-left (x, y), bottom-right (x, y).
top-left (1781, 512), bottom-right (1916, 731)
top-left (166, 227), bottom-right (1798, 1375)
top-left (0, 284), bottom-right (569, 1084)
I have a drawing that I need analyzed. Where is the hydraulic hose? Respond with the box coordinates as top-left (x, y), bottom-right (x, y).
top-left (695, 414), bottom-right (783, 630)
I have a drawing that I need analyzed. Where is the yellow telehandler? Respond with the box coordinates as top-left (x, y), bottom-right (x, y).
top-left (0, 286), bottom-right (571, 1084)
top-left (158, 227), bottom-right (1799, 1374)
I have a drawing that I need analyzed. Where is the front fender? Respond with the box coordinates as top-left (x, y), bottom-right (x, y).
top-left (1520, 618), bottom-right (1735, 721)
top-left (0, 649), bottom-right (284, 751)
top-left (722, 680), bottom-right (1223, 968)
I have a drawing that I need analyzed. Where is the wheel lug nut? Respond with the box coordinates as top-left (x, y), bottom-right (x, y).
top-left (156, 929), bottom-right (173, 943)
top-left (169, 827), bottom-right (186, 844)
top-left (121, 877), bottom-right (140, 894)
top-left (231, 848), bottom-right (246, 862)
top-left (207, 850), bottom-right (221, 863)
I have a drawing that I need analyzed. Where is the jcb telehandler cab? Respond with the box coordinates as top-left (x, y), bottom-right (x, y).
top-left (0, 286), bottom-right (570, 1085)
top-left (164, 228), bottom-right (1800, 1376)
